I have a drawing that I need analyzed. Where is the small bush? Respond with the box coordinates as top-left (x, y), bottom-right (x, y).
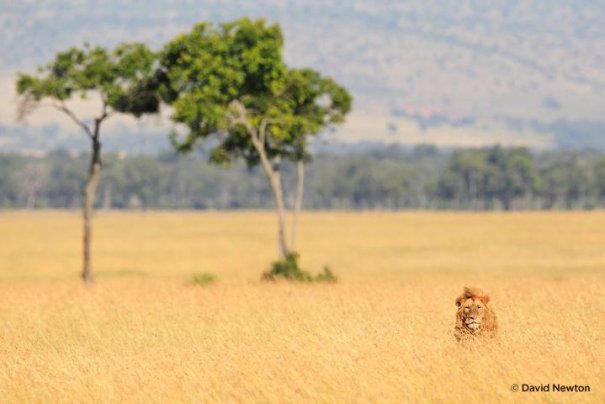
top-left (315, 266), bottom-right (337, 283)
top-left (262, 253), bottom-right (337, 283)
top-left (191, 272), bottom-right (217, 285)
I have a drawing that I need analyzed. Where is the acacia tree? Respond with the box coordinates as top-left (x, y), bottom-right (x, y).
top-left (17, 43), bottom-right (160, 283)
top-left (158, 18), bottom-right (351, 258)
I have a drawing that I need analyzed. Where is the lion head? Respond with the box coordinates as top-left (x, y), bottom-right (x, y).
top-left (454, 287), bottom-right (497, 340)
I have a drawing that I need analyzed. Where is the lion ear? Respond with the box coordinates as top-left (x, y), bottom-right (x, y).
top-left (481, 295), bottom-right (491, 304)
top-left (455, 296), bottom-right (462, 307)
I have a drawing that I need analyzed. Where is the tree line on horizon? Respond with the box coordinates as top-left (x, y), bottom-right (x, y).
top-left (2, 145), bottom-right (605, 212)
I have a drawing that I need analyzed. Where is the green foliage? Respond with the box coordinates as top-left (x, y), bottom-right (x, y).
top-left (262, 253), bottom-right (337, 283)
top-left (17, 42), bottom-right (160, 119)
top-left (158, 18), bottom-right (352, 166)
top-left (273, 68), bottom-right (352, 162)
top-left (262, 253), bottom-right (312, 282)
top-left (315, 266), bottom-right (338, 283)
top-left (434, 146), bottom-right (538, 209)
top-left (538, 153), bottom-right (594, 209)
top-left (3, 147), bottom-right (605, 211)
top-left (594, 158), bottom-right (605, 200)
top-left (191, 272), bottom-right (217, 285)
top-left (158, 18), bottom-right (285, 137)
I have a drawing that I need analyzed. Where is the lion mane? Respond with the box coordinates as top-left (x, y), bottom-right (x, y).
top-left (454, 287), bottom-right (497, 340)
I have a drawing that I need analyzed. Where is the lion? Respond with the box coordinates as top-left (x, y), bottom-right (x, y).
top-left (454, 287), bottom-right (497, 340)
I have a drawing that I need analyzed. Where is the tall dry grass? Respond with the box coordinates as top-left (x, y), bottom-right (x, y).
top-left (0, 211), bottom-right (603, 402)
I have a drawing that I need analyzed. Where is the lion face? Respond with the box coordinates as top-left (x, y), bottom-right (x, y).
top-left (458, 297), bottom-right (487, 332)
top-left (454, 287), bottom-right (497, 339)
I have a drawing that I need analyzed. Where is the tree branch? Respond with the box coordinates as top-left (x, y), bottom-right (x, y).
top-left (55, 101), bottom-right (94, 139)
top-left (16, 94), bottom-right (37, 123)
top-left (228, 100), bottom-right (259, 142)
top-left (259, 118), bottom-right (275, 146)
top-left (228, 100), bottom-right (279, 149)
top-left (99, 93), bottom-right (111, 122)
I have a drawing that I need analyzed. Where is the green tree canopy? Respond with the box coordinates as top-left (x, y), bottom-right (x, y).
top-left (159, 18), bottom-right (351, 164)
top-left (17, 42), bottom-right (159, 121)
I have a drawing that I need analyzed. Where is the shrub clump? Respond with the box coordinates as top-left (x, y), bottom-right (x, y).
top-left (191, 272), bottom-right (217, 285)
top-left (315, 266), bottom-right (337, 282)
top-left (262, 253), bottom-right (337, 283)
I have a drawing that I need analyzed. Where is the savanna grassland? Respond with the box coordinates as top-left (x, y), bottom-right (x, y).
top-left (0, 211), bottom-right (603, 403)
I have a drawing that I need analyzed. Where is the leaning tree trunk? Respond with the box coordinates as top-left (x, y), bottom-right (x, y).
top-left (290, 160), bottom-right (305, 252)
top-left (232, 103), bottom-right (290, 258)
top-left (82, 130), bottom-right (102, 284)
top-left (263, 158), bottom-right (289, 258)
top-left (250, 142), bottom-right (289, 257)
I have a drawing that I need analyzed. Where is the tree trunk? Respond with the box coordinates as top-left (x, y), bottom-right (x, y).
top-left (82, 134), bottom-right (102, 284)
top-left (252, 142), bottom-right (289, 257)
top-left (290, 160), bottom-right (305, 252)
top-left (265, 161), bottom-right (289, 258)
top-left (233, 105), bottom-right (289, 258)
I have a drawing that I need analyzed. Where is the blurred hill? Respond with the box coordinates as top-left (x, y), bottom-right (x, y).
top-left (0, 0), bottom-right (604, 152)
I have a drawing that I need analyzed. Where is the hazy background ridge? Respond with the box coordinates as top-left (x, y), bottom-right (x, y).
top-left (1, 0), bottom-right (604, 152)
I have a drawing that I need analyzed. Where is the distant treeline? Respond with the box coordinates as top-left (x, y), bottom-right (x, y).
top-left (1, 146), bottom-right (604, 210)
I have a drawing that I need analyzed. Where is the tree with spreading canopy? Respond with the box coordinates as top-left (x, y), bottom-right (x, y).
top-left (16, 42), bottom-right (160, 283)
top-left (158, 18), bottom-right (351, 258)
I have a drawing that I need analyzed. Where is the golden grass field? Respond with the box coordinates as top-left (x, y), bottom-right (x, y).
top-left (0, 211), bottom-right (603, 403)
